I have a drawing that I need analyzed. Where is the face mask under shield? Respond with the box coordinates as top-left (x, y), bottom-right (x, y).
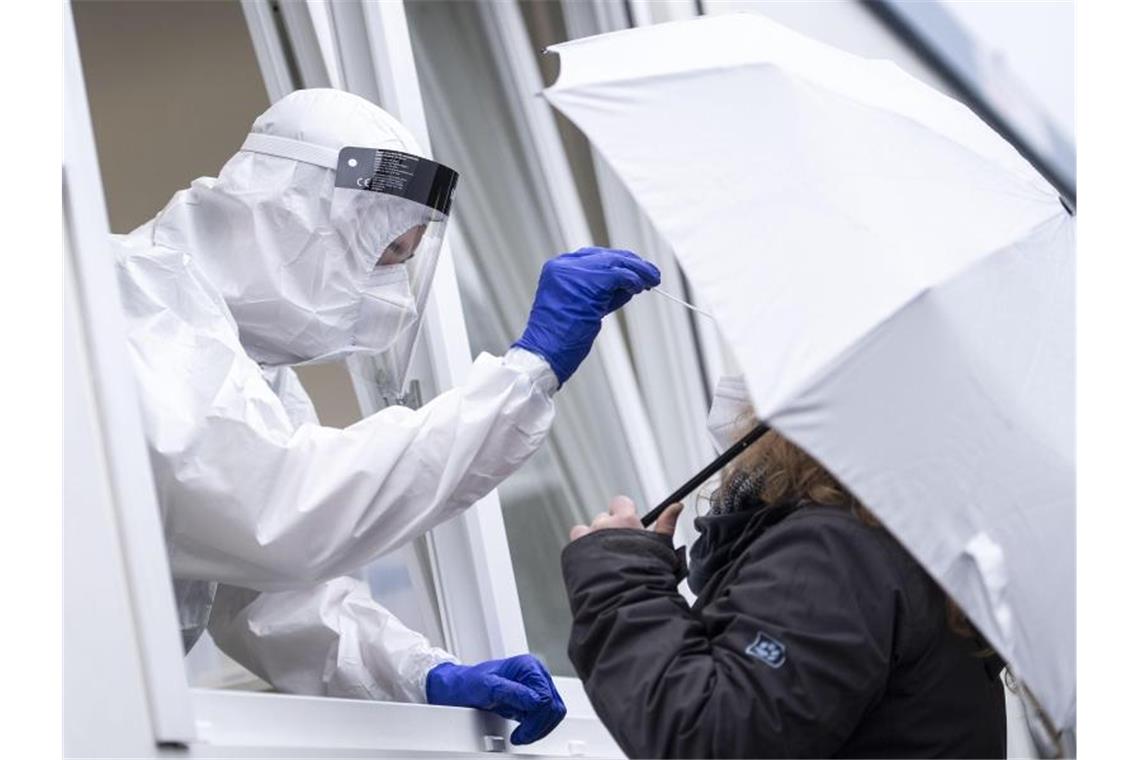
top-left (334, 146), bottom-right (458, 401)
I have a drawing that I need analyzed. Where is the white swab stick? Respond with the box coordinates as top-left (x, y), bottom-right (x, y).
top-left (651, 287), bottom-right (715, 320)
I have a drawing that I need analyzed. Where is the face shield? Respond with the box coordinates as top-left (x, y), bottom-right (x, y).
top-left (332, 147), bottom-right (458, 396)
top-left (234, 133), bottom-right (457, 386)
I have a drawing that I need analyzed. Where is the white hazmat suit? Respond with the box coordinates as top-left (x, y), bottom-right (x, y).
top-left (113, 89), bottom-right (558, 701)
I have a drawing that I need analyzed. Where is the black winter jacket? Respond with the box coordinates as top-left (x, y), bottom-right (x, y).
top-left (561, 505), bottom-right (1006, 758)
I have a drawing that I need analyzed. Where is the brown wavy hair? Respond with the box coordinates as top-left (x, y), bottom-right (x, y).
top-left (722, 422), bottom-right (981, 644)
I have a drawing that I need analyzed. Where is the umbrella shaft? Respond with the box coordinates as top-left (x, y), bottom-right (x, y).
top-left (641, 421), bottom-right (770, 527)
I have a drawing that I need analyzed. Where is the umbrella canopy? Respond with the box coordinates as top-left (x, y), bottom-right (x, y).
top-left (545, 13), bottom-right (1075, 733)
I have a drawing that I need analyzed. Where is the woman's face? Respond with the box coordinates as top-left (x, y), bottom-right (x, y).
top-left (378, 224), bottom-right (427, 266)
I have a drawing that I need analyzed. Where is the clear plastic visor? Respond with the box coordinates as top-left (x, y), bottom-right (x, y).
top-left (335, 146), bottom-right (458, 399)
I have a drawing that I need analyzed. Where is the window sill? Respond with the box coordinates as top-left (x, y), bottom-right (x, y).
top-left (190, 688), bottom-right (622, 757)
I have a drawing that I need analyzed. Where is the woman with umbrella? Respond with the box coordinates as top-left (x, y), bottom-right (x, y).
top-left (562, 389), bottom-right (1006, 758)
top-left (546, 11), bottom-right (1075, 753)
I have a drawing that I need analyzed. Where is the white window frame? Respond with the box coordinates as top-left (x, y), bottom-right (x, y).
top-left (476, 0), bottom-right (673, 510)
top-left (64, 2), bottom-right (195, 743)
top-left (66, 0), bottom-right (620, 755)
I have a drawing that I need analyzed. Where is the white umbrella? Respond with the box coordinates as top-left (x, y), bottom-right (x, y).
top-left (545, 13), bottom-right (1075, 737)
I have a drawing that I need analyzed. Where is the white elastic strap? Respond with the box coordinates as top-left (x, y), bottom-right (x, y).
top-left (240, 133), bottom-right (340, 170)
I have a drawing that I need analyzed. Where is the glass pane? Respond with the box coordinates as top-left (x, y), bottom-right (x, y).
top-left (406, 0), bottom-right (648, 676)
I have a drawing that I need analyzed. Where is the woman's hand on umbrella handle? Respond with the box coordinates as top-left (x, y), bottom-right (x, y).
top-left (568, 497), bottom-right (683, 541)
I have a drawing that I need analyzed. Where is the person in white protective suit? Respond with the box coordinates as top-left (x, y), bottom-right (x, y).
top-left (112, 88), bottom-right (660, 745)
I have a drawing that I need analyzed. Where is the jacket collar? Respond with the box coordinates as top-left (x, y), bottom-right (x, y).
top-left (687, 501), bottom-right (798, 596)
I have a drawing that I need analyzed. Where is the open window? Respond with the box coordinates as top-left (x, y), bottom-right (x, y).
top-left (65, 0), bottom-right (630, 754)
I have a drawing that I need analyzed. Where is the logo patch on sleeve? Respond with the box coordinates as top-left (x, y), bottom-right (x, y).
top-left (746, 631), bottom-right (787, 669)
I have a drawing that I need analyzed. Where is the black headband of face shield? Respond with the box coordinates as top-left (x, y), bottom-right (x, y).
top-left (335, 147), bottom-right (459, 216)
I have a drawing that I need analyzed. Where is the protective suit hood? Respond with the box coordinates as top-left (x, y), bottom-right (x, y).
top-left (151, 88), bottom-right (435, 367)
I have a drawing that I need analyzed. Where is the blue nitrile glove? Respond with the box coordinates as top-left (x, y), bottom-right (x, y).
top-left (513, 247), bottom-right (661, 385)
top-left (426, 655), bottom-right (567, 745)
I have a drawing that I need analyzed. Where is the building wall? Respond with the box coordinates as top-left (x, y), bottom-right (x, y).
top-left (72, 0), bottom-right (268, 234)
